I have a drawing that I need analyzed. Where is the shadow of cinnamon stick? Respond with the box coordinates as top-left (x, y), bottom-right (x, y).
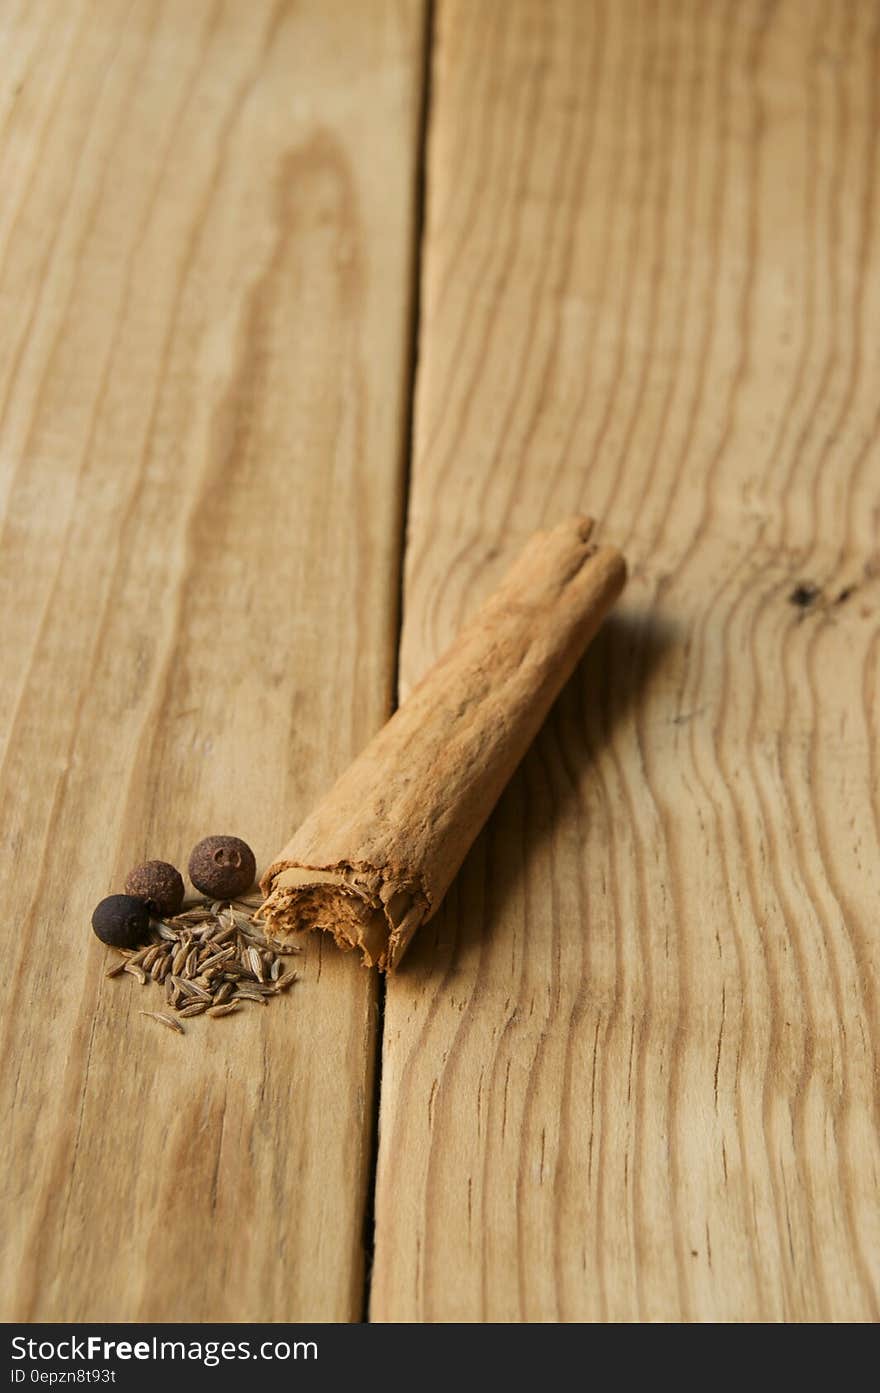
top-left (396, 608), bottom-right (678, 976)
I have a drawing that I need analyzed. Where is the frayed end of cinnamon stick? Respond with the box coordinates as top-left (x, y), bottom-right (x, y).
top-left (256, 863), bottom-right (429, 971)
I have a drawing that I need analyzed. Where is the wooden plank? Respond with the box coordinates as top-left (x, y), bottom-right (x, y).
top-left (0, 0), bottom-right (425, 1320)
top-left (372, 0), bottom-right (880, 1322)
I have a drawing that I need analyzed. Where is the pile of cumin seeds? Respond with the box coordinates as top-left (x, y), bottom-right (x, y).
top-left (104, 898), bottom-right (299, 1035)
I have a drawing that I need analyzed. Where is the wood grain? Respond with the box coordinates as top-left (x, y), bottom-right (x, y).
top-left (0, 0), bottom-right (425, 1320)
top-left (372, 0), bottom-right (880, 1321)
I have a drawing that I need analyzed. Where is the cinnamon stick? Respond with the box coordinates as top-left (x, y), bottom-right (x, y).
top-left (258, 516), bottom-right (626, 970)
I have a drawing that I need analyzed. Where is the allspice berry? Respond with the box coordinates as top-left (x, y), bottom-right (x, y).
top-left (91, 894), bottom-right (150, 949)
top-left (188, 835), bottom-right (256, 901)
top-left (124, 860), bottom-right (185, 919)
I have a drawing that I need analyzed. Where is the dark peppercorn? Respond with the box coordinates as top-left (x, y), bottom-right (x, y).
top-left (124, 860), bottom-right (185, 919)
top-left (91, 894), bottom-right (150, 948)
top-left (188, 835), bottom-right (256, 901)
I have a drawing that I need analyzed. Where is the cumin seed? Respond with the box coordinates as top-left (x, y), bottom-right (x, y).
top-left (140, 1011), bottom-right (185, 1035)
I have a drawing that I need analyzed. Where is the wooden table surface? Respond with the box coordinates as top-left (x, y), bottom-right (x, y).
top-left (2, 0), bottom-right (878, 1323)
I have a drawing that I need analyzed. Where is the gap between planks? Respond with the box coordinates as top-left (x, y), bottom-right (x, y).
top-left (359, 0), bottom-right (437, 1323)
